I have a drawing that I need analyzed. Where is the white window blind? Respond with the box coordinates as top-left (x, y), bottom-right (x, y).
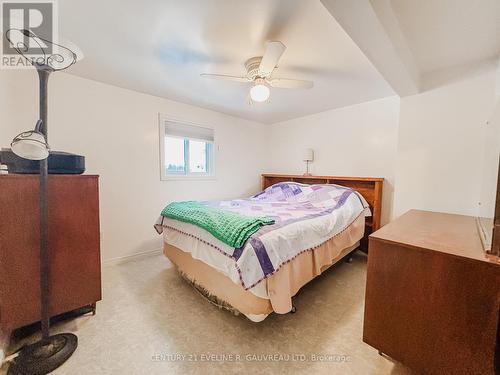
top-left (164, 121), bottom-right (214, 142)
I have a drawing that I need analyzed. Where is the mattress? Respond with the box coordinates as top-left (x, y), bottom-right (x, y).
top-left (163, 213), bottom-right (364, 322)
top-left (156, 182), bottom-right (370, 291)
top-left (155, 182), bottom-right (369, 321)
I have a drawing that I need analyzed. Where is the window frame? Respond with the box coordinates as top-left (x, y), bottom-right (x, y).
top-left (159, 115), bottom-right (216, 181)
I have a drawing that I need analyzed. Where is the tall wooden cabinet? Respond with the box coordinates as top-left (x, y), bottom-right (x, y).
top-left (0, 174), bottom-right (101, 330)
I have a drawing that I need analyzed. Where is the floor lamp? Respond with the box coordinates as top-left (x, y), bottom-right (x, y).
top-left (6, 29), bottom-right (80, 375)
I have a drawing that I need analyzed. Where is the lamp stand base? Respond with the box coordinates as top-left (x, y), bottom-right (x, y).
top-left (8, 333), bottom-right (77, 375)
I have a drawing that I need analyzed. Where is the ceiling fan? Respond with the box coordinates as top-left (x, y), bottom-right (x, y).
top-left (201, 41), bottom-right (313, 103)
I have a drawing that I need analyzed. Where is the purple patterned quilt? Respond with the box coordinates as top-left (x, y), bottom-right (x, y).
top-left (156, 182), bottom-right (370, 289)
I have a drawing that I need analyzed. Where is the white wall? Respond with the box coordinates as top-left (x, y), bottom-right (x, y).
top-left (0, 70), bottom-right (266, 261)
top-left (478, 101), bottom-right (500, 220)
top-left (496, 57), bottom-right (500, 96)
top-left (0, 71), bottom-right (10, 148)
top-left (393, 69), bottom-right (498, 217)
top-left (265, 96), bottom-right (401, 225)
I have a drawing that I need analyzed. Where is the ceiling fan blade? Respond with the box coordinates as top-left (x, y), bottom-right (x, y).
top-left (268, 78), bottom-right (314, 89)
top-left (258, 41), bottom-right (286, 77)
top-left (200, 73), bottom-right (249, 83)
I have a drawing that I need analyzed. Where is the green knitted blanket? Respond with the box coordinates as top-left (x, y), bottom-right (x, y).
top-left (161, 201), bottom-right (275, 248)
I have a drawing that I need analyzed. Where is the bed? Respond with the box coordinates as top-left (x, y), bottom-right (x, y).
top-left (155, 174), bottom-right (383, 322)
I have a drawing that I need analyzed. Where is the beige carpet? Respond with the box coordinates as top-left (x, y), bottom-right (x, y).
top-left (1, 252), bottom-right (413, 375)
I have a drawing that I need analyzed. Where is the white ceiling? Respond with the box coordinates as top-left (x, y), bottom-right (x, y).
top-left (58, 0), bottom-right (395, 124)
top-left (389, 0), bottom-right (500, 75)
top-left (323, 0), bottom-right (500, 96)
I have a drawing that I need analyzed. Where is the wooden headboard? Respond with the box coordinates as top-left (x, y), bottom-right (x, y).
top-left (261, 174), bottom-right (384, 250)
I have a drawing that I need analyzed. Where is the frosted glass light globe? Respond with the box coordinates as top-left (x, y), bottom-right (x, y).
top-left (250, 82), bottom-right (270, 102)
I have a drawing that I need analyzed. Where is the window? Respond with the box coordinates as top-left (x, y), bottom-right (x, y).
top-left (160, 117), bottom-right (215, 180)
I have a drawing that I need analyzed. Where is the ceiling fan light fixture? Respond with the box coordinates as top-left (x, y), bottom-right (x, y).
top-left (200, 41), bottom-right (313, 105)
top-left (250, 79), bottom-right (270, 102)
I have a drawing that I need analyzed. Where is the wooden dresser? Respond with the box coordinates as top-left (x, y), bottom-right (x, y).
top-left (363, 210), bottom-right (500, 375)
top-left (0, 174), bottom-right (102, 331)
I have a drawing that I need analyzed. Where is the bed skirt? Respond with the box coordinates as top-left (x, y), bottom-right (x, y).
top-left (163, 213), bottom-right (365, 321)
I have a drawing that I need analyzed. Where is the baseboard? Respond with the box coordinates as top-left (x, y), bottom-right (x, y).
top-left (103, 248), bottom-right (163, 266)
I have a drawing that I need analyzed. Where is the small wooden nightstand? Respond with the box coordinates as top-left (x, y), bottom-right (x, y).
top-left (363, 210), bottom-right (500, 375)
